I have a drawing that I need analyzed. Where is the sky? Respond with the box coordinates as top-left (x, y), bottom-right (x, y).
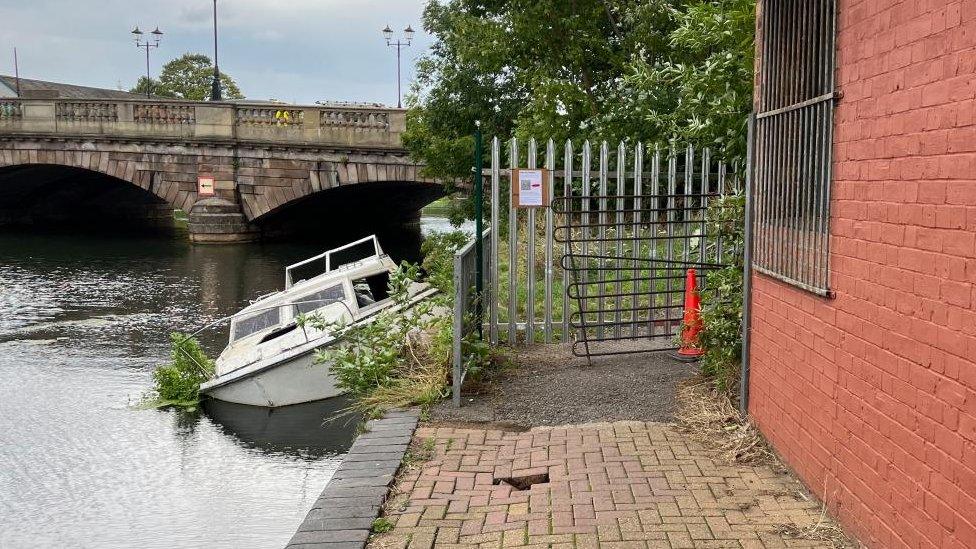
top-left (0, 0), bottom-right (434, 105)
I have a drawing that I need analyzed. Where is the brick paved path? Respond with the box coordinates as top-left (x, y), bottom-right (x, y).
top-left (370, 421), bottom-right (845, 549)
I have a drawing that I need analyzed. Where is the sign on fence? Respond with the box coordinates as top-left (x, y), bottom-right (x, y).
top-left (511, 168), bottom-right (549, 208)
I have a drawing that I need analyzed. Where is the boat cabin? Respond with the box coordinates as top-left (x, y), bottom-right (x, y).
top-left (226, 235), bottom-right (396, 346)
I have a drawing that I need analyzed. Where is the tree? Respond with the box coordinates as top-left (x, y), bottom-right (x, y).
top-left (404, 0), bottom-right (755, 181)
top-left (130, 76), bottom-right (177, 99)
top-left (131, 53), bottom-right (244, 101)
top-left (601, 0), bottom-right (756, 159)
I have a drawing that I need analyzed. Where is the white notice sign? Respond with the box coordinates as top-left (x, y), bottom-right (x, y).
top-left (516, 169), bottom-right (544, 207)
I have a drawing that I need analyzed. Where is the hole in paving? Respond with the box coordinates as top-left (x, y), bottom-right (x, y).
top-left (493, 473), bottom-right (550, 491)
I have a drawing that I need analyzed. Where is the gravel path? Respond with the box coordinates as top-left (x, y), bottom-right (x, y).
top-left (429, 344), bottom-right (698, 428)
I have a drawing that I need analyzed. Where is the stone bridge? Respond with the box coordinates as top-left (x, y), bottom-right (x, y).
top-left (0, 98), bottom-right (443, 242)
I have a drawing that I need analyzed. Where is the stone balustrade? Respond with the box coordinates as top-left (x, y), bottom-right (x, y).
top-left (55, 101), bottom-right (119, 122)
top-left (133, 103), bottom-right (196, 125)
top-left (236, 107), bottom-right (305, 126)
top-left (0, 100), bottom-right (23, 120)
top-left (0, 98), bottom-right (406, 148)
top-left (320, 109), bottom-right (389, 130)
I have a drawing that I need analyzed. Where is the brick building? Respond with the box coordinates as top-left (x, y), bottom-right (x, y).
top-left (746, 1), bottom-right (975, 548)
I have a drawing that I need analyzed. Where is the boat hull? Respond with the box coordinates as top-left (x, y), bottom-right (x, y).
top-left (203, 350), bottom-right (342, 408)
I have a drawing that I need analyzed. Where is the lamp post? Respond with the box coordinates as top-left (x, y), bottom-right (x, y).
top-left (132, 26), bottom-right (163, 99)
top-left (210, 0), bottom-right (222, 101)
top-left (382, 24), bottom-right (414, 108)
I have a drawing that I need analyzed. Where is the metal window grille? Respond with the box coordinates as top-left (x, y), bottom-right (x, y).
top-left (753, 0), bottom-right (837, 295)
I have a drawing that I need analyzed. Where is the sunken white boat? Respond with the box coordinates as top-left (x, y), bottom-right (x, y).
top-left (200, 236), bottom-right (436, 408)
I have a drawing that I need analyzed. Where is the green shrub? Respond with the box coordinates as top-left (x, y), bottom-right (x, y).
top-left (306, 262), bottom-right (434, 397)
top-left (699, 193), bottom-right (745, 392)
top-left (150, 332), bottom-right (215, 408)
top-left (420, 230), bottom-right (470, 294)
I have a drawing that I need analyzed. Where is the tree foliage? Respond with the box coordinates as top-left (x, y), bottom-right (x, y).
top-left (405, 0), bottom-right (755, 180)
top-left (130, 76), bottom-right (176, 99)
top-left (131, 53), bottom-right (244, 100)
top-left (698, 193), bottom-right (746, 391)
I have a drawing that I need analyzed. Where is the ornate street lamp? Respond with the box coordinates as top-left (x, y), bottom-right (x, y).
top-left (383, 24), bottom-right (414, 108)
top-left (210, 0), bottom-right (222, 101)
top-left (132, 26), bottom-right (163, 99)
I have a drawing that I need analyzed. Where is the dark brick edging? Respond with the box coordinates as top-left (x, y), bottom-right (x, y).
top-left (285, 408), bottom-right (419, 549)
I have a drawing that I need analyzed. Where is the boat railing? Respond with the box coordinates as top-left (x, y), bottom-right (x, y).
top-left (284, 235), bottom-right (384, 289)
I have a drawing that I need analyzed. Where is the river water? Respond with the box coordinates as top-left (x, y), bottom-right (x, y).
top-left (0, 219), bottom-right (469, 549)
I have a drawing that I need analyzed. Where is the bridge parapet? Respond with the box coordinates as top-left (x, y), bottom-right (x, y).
top-left (0, 98), bottom-right (406, 149)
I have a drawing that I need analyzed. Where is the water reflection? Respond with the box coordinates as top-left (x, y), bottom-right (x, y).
top-left (204, 397), bottom-right (361, 457)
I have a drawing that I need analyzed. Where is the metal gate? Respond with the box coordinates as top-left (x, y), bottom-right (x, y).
top-left (486, 137), bottom-right (741, 354)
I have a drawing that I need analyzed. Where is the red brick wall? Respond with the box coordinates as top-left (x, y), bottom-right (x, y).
top-left (749, 1), bottom-right (976, 548)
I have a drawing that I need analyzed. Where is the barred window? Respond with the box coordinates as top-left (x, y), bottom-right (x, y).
top-left (753, 0), bottom-right (837, 295)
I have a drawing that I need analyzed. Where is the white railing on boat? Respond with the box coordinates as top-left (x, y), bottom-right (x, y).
top-left (284, 235), bottom-right (384, 289)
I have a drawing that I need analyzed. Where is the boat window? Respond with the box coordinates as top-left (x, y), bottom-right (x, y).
top-left (329, 239), bottom-right (377, 271)
top-left (259, 323), bottom-right (299, 344)
top-left (232, 308), bottom-right (280, 341)
top-left (293, 284), bottom-right (346, 315)
top-left (353, 272), bottom-right (391, 307)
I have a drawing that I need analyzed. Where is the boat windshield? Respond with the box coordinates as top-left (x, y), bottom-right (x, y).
top-left (292, 284), bottom-right (346, 315)
top-left (232, 308), bottom-right (281, 341)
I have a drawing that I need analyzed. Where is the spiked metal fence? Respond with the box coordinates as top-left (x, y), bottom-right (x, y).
top-left (485, 138), bottom-right (742, 353)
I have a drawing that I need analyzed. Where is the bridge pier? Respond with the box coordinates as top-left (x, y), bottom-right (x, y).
top-left (188, 198), bottom-right (259, 243)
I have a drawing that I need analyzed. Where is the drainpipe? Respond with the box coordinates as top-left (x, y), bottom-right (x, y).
top-left (739, 113), bottom-right (756, 417)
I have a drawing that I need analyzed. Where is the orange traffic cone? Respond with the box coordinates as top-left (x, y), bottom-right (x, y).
top-left (674, 268), bottom-right (704, 362)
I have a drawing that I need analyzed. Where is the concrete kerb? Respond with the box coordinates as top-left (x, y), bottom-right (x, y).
top-left (285, 408), bottom-right (420, 549)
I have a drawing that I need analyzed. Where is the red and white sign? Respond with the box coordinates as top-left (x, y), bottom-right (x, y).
top-left (197, 176), bottom-right (215, 197)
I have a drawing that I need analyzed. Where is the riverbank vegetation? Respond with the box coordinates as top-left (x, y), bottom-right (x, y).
top-left (307, 231), bottom-right (500, 417)
top-left (697, 193), bottom-right (746, 393)
top-left (146, 332), bottom-right (215, 410)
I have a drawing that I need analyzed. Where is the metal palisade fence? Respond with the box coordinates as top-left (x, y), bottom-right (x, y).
top-left (486, 137), bottom-right (742, 354)
top-left (452, 229), bottom-right (491, 406)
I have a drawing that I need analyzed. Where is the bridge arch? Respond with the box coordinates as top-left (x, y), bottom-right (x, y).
top-left (0, 148), bottom-right (189, 210)
top-left (0, 160), bottom-right (180, 232)
top-left (250, 178), bottom-right (446, 240)
top-left (239, 160), bottom-right (439, 222)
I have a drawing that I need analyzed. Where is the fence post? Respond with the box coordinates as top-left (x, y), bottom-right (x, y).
top-left (739, 113), bottom-right (756, 416)
top-left (474, 121), bottom-right (484, 338)
top-left (452, 250), bottom-right (464, 407)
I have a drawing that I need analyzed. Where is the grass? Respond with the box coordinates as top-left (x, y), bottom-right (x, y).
top-left (371, 517), bottom-right (394, 534)
top-left (421, 196), bottom-right (459, 218)
top-left (402, 437), bottom-right (436, 468)
top-left (674, 376), bottom-right (776, 465)
top-left (775, 505), bottom-right (852, 549)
